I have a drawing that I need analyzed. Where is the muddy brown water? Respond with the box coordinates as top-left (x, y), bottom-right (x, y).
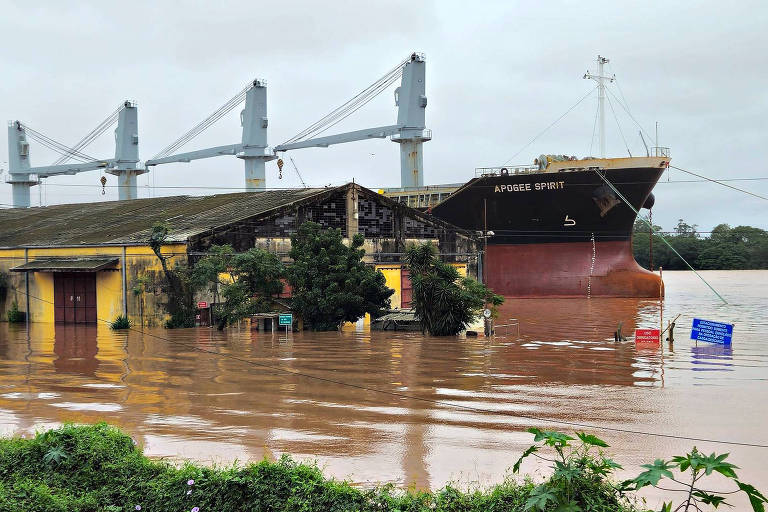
top-left (1, 270), bottom-right (766, 509)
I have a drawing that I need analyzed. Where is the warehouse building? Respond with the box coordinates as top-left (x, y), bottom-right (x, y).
top-left (0, 183), bottom-right (478, 325)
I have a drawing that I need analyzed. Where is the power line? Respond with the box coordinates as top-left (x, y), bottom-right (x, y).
top-left (670, 165), bottom-right (768, 202)
top-left (8, 287), bottom-right (768, 449)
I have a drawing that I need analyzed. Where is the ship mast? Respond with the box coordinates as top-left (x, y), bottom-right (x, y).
top-left (584, 55), bottom-right (614, 158)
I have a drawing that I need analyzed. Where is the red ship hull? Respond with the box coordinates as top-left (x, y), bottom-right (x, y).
top-left (485, 240), bottom-right (663, 298)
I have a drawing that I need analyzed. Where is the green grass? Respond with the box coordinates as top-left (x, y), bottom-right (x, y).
top-left (0, 424), bottom-right (644, 511)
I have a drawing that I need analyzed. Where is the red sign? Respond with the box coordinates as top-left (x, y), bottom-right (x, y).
top-left (635, 328), bottom-right (660, 344)
top-left (197, 301), bottom-right (208, 309)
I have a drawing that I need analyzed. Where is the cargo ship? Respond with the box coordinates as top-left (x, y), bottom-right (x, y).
top-left (383, 56), bottom-right (669, 298)
top-left (426, 155), bottom-right (668, 297)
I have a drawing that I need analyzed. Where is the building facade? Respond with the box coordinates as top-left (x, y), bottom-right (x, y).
top-left (0, 183), bottom-right (478, 325)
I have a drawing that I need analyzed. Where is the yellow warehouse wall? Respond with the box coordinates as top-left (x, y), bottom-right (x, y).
top-left (376, 266), bottom-right (402, 309)
top-left (0, 244), bottom-right (187, 324)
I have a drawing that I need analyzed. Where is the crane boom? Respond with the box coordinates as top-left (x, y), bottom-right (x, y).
top-left (11, 160), bottom-right (113, 178)
top-left (146, 144), bottom-right (241, 166)
top-left (274, 125), bottom-right (401, 151)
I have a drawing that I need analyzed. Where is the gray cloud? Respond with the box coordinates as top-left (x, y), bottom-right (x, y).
top-left (1, 0), bottom-right (766, 232)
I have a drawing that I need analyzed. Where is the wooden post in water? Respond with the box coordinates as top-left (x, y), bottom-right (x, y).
top-left (659, 266), bottom-right (663, 344)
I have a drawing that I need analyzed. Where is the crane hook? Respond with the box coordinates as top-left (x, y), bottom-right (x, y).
top-left (100, 175), bottom-right (107, 195)
top-left (277, 158), bottom-right (284, 180)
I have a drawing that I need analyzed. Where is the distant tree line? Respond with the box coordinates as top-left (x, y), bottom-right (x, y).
top-left (632, 218), bottom-right (768, 270)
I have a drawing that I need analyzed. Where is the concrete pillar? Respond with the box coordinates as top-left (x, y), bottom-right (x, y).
top-left (345, 185), bottom-right (359, 238)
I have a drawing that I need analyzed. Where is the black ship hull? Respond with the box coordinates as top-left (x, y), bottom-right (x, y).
top-left (430, 163), bottom-right (667, 297)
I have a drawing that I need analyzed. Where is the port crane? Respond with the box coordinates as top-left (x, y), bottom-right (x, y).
top-left (6, 101), bottom-right (142, 207)
top-left (145, 79), bottom-right (275, 190)
top-left (145, 52), bottom-right (429, 190)
top-left (274, 52), bottom-right (430, 189)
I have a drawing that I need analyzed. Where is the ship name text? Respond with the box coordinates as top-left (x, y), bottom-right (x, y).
top-left (494, 181), bottom-right (565, 193)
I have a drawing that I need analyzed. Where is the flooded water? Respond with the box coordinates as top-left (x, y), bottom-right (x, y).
top-left (1, 270), bottom-right (766, 508)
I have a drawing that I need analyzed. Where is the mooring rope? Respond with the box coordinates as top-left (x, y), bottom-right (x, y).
top-left (593, 170), bottom-right (727, 304)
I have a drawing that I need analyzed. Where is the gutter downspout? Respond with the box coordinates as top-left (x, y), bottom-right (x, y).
top-left (121, 246), bottom-right (128, 317)
top-left (24, 248), bottom-right (30, 325)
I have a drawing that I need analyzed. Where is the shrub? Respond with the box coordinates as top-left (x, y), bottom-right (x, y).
top-left (110, 315), bottom-right (131, 330)
top-left (6, 300), bottom-right (25, 323)
top-left (404, 242), bottom-right (503, 336)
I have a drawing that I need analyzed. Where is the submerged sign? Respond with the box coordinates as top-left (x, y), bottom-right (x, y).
top-left (635, 329), bottom-right (660, 344)
top-left (690, 318), bottom-right (733, 345)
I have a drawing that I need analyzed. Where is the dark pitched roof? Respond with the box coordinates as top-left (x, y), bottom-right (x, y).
top-left (0, 188), bottom-right (330, 247)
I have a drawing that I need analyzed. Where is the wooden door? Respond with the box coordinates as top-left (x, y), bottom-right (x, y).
top-left (54, 273), bottom-right (97, 324)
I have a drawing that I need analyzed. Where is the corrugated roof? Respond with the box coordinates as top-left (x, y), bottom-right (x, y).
top-left (0, 188), bottom-right (330, 248)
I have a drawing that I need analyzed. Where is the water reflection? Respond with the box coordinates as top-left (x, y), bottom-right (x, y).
top-left (690, 343), bottom-right (734, 371)
top-left (53, 325), bottom-right (99, 375)
top-left (0, 271), bottom-right (766, 505)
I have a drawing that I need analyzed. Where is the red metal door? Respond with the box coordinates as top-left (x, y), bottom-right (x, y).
top-left (54, 273), bottom-right (97, 324)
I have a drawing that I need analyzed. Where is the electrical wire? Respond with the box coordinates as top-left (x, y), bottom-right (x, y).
top-left (6, 286), bottom-right (768, 449)
top-left (18, 175), bottom-right (768, 192)
top-left (670, 165), bottom-right (768, 202)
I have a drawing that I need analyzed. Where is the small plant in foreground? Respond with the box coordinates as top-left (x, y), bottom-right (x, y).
top-left (110, 314), bottom-right (131, 330)
top-left (622, 446), bottom-right (768, 512)
top-left (6, 299), bottom-right (24, 323)
top-left (513, 427), bottom-right (630, 511)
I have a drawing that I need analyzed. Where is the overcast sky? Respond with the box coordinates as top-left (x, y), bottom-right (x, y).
top-left (1, 0), bottom-right (766, 232)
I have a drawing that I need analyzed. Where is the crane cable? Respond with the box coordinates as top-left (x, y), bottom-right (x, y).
top-left (280, 57), bottom-right (409, 146)
top-left (151, 81), bottom-right (253, 160)
top-left (52, 103), bottom-right (124, 165)
top-left (20, 123), bottom-right (98, 163)
top-left (289, 156), bottom-right (307, 188)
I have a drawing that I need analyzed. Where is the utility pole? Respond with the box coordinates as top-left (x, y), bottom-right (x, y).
top-left (649, 209), bottom-right (654, 271)
top-left (483, 199), bottom-right (488, 285)
top-left (584, 55), bottom-right (614, 158)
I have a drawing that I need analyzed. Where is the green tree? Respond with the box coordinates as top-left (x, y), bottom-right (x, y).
top-left (404, 242), bottom-right (503, 336)
top-left (287, 222), bottom-right (393, 331)
top-left (192, 245), bottom-right (285, 330)
top-left (148, 222), bottom-right (197, 328)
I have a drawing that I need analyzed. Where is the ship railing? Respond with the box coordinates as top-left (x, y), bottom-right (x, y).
top-left (651, 146), bottom-right (670, 157)
top-left (475, 166), bottom-right (539, 177)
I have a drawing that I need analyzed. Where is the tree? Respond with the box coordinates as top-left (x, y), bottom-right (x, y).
top-left (148, 223), bottom-right (197, 328)
top-left (287, 222), bottom-right (393, 331)
top-left (404, 242), bottom-right (503, 336)
top-left (192, 245), bottom-right (285, 330)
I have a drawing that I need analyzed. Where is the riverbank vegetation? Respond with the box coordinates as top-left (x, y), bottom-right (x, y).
top-left (0, 424), bottom-right (622, 512)
top-left (405, 242), bottom-right (503, 336)
top-left (3, 424), bottom-right (763, 511)
top-left (633, 219), bottom-right (768, 270)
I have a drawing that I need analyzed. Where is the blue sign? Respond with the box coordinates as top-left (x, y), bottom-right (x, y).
top-left (278, 313), bottom-right (293, 326)
top-left (690, 318), bottom-right (733, 345)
